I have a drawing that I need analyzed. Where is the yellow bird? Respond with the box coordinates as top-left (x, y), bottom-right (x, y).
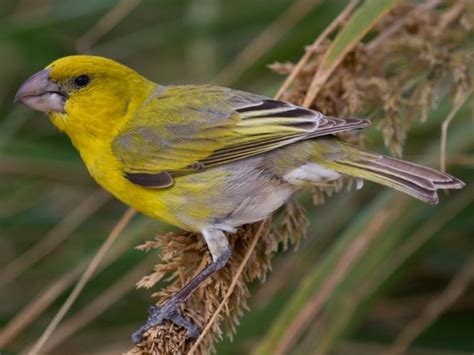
top-left (15, 55), bottom-right (464, 342)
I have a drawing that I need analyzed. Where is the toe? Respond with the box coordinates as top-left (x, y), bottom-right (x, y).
top-left (132, 329), bottom-right (144, 344)
top-left (186, 324), bottom-right (200, 339)
top-left (148, 305), bottom-right (160, 315)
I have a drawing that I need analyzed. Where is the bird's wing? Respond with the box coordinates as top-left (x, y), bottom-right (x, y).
top-left (112, 85), bottom-right (370, 188)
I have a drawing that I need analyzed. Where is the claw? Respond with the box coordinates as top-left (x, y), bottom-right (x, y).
top-left (148, 305), bottom-right (159, 315)
top-left (169, 311), bottom-right (200, 339)
top-left (131, 234), bottom-right (231, 345)
top-left (132, 327), bottom-right (146, 344)
top-left (132, 302), bottom-right (201, 344)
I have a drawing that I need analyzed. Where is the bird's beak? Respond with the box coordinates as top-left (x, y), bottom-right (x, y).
top-left (15, 69), bottom-right (66, 113)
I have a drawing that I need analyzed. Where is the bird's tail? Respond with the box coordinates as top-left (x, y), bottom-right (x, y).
top-left (321, 145), bottom-right (465, 204)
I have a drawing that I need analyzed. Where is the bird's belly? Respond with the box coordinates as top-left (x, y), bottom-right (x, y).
top-left (167, 159), bottom-right (296, 231)
top-left (217, 187), bottom-right (294, 229)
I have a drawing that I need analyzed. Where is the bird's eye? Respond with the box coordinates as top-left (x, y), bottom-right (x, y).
top-left (73, 75), bottom-right (90, 88)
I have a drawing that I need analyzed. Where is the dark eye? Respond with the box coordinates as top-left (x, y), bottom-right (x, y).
top-left (73, 75), bottom-right (90, 88)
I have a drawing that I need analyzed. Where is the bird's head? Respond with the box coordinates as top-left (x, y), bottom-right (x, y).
top-left (15, 55), bottom-right (155, 140)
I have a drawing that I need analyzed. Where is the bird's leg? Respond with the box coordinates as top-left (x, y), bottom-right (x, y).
top-left (132, 228), bottom-right (231, 343)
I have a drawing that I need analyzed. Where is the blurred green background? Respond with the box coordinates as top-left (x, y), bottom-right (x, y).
top-left (0, 0), bottom-right (472, 354)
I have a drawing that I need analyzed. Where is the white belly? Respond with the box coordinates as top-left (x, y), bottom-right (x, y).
top-left (213, 185), bottom-right (294, 230)
top-left (208, 162), bottom-right (341, 231)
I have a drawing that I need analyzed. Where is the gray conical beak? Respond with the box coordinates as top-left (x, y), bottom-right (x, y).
top-left (15, 69), bottom-right (66, 113)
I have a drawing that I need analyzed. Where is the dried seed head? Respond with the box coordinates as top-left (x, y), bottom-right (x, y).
top-left (128, 223), bottom-right (273, 354)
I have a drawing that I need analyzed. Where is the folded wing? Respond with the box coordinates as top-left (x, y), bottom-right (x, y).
top-left (112, 85), bottom-right (370, 187)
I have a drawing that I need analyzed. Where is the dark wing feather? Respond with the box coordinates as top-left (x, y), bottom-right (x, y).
top-left (172, 100), bottom-right (370, 174)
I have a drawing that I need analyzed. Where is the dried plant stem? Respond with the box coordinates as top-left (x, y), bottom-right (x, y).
top-left (305, 186), bottom-right (474, 355)
top-left (383, 255), bottom-right (474, 355)
top-left (440, 89), bottom-right (472, 171)
top-left (41, 256), bottom-right (156, 353)
top-left (274, 203), bottom-right (404, 354)
top-left (0, 190), bottom-right (110, 288)
top-left (449, 154), bottom-right (474, 167)
top-left (0, 182), bottom-right (44, 217)
top-left (337, 340), bottom-right (467, 355)
top-left (437, 0), bottom-right (465, 33)
top-left (0, 107), bottom-right (32, 150)
top-left (214, 0), bottom-right (323, 86)
top-left (275, 0), bottom-right (360, 99)
top-left (187, 220), bottom-right (269, 354)
top-left (0, 155), bottom-right (89, 184)
top-left (76, 0), bottom-right (143, 54)
top-left (302, 0), bottom-right (400, 108)
top-left (7, 218), bottom-right (150, 349)
top-left (28, 207), bottom-right (136, 355)
top-left (12, 0), bottom-right (53, 18)
top-left (0, 263), bottom-right (84, 347)
top-left (254, 196), bottom-right (356, 307)
top-left (356, 184), bottom-right (474, 305)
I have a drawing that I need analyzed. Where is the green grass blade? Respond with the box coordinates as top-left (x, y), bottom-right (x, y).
top-left (303, 0), bottom-right (401, 106)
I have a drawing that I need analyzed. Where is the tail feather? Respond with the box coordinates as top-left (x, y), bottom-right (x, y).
top-left (327, 151), bottom-right (465, 204)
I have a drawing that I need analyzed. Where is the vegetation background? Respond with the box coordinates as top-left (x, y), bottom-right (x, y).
top-left (0, 0), bottom-right (472, 354)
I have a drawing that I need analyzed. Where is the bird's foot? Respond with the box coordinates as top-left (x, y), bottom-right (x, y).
top-left (132, 303), bottom-right (200, 344)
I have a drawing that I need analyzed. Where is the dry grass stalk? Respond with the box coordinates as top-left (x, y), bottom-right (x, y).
top-left (440, 88), bottom-right (472, 171)
top-left (0, 154), bottom-right (89, 184)
top-left (448, 154), bottom-right (474, 167)
top-left (307, 185), bottom-right (474, 354)
top-left (28, 208), bottom-right (136, 355)
top-left (76, 0), bottom-right (143, 54)
top-left (274, 200), bottom-right (406, 354)
top-left (215, 0), bottom-right (324, 86)
top-left (1, 216), bottom-right (156, 349)
top-left (353, 184), bottom-right (474, 308)
top-left (382, 255), bottom-right (474, 355)
top-left (39, 256), bottom-right (157, 354)
top-left (0, 263), bottom-right (83, 347)
top-left (0, 189), bottom-right (110, 288)
top-left (275, 0), bottom-right (361, 99)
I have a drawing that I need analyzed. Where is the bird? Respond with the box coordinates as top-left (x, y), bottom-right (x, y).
top-left (15, 55), bottom-right (465, 343)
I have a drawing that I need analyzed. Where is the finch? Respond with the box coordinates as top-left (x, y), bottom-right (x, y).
top-left (15, 55), bottom-right (464, 342)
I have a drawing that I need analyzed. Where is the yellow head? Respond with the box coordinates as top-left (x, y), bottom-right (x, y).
top-left (15, 55), bottom-right (155, 142)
